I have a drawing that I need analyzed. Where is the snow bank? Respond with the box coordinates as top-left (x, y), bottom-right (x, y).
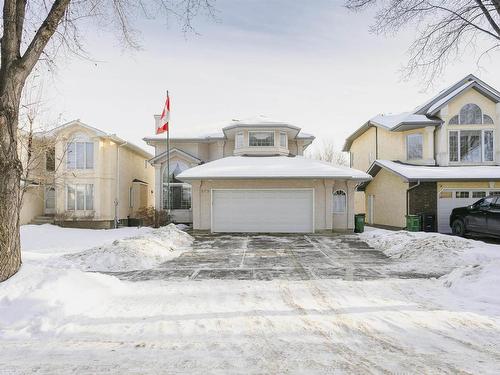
top-left (360, 229), bottom-right (472, 274)
top-left (21, 224), bottom-right (152, 255)
top-left (441, 259), bottom-right (500, 305)
top-left (61, 224), bottom-right (193, 272)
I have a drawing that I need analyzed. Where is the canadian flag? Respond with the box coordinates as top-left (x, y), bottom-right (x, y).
top-left (156, 94), bottom-right (170, 134)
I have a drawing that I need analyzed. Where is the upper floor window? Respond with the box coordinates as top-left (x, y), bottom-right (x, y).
top-left (235, 132), bottom-right (244, 148)
top-left (406, 134), bottom-right (423, 160)
top-left (449, 129), bottom-right (494, 163)
top-left (67, 141), bottom-right (94, 169)
top-left (249, 131), bottom-right (274, 147)
top-left (279, 132), bottom-right (287, 148)
top-left (448, 103), bottom-right (494, 125)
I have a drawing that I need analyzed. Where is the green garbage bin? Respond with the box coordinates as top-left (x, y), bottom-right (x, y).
top-left (406, 214), bottom-right (421, 232)
top-left (354, 214), bottom-right (365, 233)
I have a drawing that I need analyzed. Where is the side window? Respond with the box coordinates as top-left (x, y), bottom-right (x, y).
top-left (333, 190), bottom-right (346, 213)
top-left (235, 132), bottom-right (244, 149)
top-left (407, 134), bottom-right (423, 160)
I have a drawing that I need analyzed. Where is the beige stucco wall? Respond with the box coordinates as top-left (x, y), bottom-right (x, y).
top-left (438, 181), bottom-right (500, 190)
top-left (350, 127), bottom-right (377, 172)
top-left (365, 168), bottom-right (408, 228)
top-left (190, 178), bottom-right (357, 232)
top-left (20, 186), bottom-right (44, 225)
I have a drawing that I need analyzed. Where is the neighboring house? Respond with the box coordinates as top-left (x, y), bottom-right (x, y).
top-left (20, 120), bottom-right (154, 228)
top-left (144, 116), bottom-right (371, 233)
top-left (343, 74), bottom-right (500, 233)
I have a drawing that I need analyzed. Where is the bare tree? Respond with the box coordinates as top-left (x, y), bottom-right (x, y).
top-left (0, 0), bottom-right (214, 281)
top-left (345, 0), bottom-right (500, 85)
top-left (307, 140), bottom-right (349, 167)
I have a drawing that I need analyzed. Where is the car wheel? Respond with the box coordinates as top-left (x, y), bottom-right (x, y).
top-left (452, 219), bottom-right (465, 237)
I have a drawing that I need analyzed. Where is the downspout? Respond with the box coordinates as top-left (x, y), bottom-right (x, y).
top-left (406, 180), bottom-right (421, 217)
top-left (114, 141), bottom-right (128, 228)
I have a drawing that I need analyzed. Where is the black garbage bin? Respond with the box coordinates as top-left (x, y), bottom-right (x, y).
top-left (420, 213), bottom-right (436, 232)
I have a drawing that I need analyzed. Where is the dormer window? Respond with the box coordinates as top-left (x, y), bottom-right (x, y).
top-left (249, 131), bottom-right (274, 147)
top-left (235, 132), bottom-right (244, 149)
top-left (279, 132), bottom-right (287, 148)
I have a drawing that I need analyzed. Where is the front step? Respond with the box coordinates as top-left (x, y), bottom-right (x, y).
top-left (30, 215), bottom-right (55, 225)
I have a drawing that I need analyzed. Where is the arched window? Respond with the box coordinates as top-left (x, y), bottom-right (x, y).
top-left (459, 103), bottom-right (482, 124)
top-left (332, 190), bottom-right (346, 213)
top-left (483, 114), bottom-right (494, 124)
top-left (162, 161), bottom-right (191, 210)
top-left (448, 115), bottom-right (459, 125)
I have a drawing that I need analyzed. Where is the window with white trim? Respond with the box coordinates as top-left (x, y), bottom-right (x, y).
top-left (449, 104), bottom-right (495, 125)
top-left (67, 141), bottom-right (94, 169)
top-left (332, 190), bottom-right (347, 213)
top-left (406, 133), bottom-right (423, 160)
top-left (249, 131), bottom-right (274, 147)
top-left (235, 132), bottom-right (244, 149)
top-left (162, 162), bottom-right (191, 210)
top-left (67, 184), bottom-right (94, 210)
top-left (449, 129), bottom-right (494, 163)
top-left (279, 132), bottom-right (287, 148)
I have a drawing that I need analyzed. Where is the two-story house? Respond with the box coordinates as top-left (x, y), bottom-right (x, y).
top-left (144, 116), bottom-right (371, 233)
top-left (343, 74), bottom-right (500, 233)
top-left (21, 120), bottom-right (154, 228)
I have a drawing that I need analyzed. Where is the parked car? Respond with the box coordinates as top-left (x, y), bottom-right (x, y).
top-left (450, 195), bottom-right (500, 237)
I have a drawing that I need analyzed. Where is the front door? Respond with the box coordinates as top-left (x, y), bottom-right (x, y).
top-left (44, 186), bottom-right (56, 214)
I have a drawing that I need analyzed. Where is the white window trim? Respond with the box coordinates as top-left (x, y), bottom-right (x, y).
top-left (248, 131), bottom-right (275, 147)
top-left (67, 141), bottom-right (94, 170)
top-left (279, 131), bottom-right (288, 148)
top-left (448, 129), bottom-right (495, 164)
top-left (235, 132), bottom-right (244, 149)
top-left (332, 189), bottom-right (347, 214)
top-left (66, 183), bottom-right (94, 211)
top-left (406, 133), bottom-right (423, 160)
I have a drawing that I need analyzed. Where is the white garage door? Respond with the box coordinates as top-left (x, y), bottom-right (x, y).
top-left (212, 189), bottom-right (314, 233)
top-left (438, 189), bottom-right (500, 233)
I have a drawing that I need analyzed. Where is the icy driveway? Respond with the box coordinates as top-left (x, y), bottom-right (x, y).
top-left (105, 233), bottom-right (439, 281)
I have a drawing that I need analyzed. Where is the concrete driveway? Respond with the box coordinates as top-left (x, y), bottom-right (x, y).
top-left (107, 233), bottom-right (434, 281)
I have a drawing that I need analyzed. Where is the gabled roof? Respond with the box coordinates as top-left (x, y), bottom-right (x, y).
top-left (343, 74), bottom-right (500, 152)
top-left (358, 160), bottom-right (500, 190)
top-left (148, 148), bottom-right (202, 165)
top-left (37, 119), bottom-right (153, 159)
top-left (177, 155), bottom-right (371, 181)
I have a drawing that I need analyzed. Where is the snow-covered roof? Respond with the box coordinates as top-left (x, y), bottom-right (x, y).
top-left (176, 155), bottom-right (371, 181)
top-left (365, 160), bottom-right (500, 183)
top-left (144, 116), bottom-right (315, 143)
top-left (343, 74), bottom-right (500, 152)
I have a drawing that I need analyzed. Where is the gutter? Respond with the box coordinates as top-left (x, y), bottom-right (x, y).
top-left (114, 141), bottom-right (128, 228)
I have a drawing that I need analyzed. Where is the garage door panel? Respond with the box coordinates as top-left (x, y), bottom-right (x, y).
top-left (212, 189), bottom-right (313, 233)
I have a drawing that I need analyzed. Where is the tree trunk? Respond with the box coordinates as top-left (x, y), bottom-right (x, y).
top-left (0, 77), bottom-right (23, 282)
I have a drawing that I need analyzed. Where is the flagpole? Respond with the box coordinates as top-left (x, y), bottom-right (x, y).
top-left (166, 90), bottom-right (170, 223)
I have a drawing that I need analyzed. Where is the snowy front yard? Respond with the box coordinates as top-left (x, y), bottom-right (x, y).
top-left (1, 225), bottom-right (500, 374)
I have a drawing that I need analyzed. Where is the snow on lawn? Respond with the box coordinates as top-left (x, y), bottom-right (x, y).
top-left (60, 224), bottom-right (194, 272)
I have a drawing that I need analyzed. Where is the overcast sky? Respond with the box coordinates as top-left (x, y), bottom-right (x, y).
top-left (36, 0), bottom-right (500, 153)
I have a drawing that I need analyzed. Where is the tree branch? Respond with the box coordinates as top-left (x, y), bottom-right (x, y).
top-left (19, 0), bottom-right (70, 76)
top-left (474, 0), bottom-right (500, 37)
